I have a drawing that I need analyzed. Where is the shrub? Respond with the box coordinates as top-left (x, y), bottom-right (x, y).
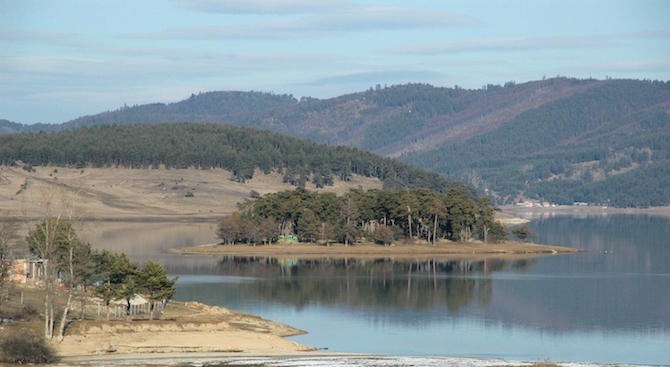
top-left (512, 224), bottom-right (536, 242)
top-left (373, 225), bottom-right (394, 246)
top-left (5, 304), bottom-right (39, 321)
top-left (0, 329), bottom-right (58, 364)
top-left (487, 222), bottom-right (508, 243)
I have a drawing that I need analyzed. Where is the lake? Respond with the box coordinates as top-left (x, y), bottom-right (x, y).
top-left (75, 214), bottom-right (669, 365)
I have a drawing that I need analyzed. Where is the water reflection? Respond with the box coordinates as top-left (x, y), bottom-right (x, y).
top-left (529, 214), bottom-right (670, 274)
top-left (3, 216), bottom-right (669, 363)
top-left (184, 256), bottom-right (536, 315)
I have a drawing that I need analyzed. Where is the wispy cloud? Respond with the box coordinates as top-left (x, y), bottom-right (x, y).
top-left (309, 7), bottom-right (479, 31)
top-left (592, 59), bottom-right (670, 73)
top-left (392, 30), bottom-right (670, 55)
top-left (0, 30), bottom-right (93, 48)
top-left (304, 69), bottom-right (445, 86)
top-left (0, 55), bottom-right (103, 75)
top-left (1, 50), bottom-right (340, 80)
top-left (125, 7), bottom-right (479, 40)
top-left (174, 0), bottom-right (342, 14)
top-left (393, 35), bottom-right (609, 55)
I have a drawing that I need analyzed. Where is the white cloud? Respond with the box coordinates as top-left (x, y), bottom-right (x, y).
top-left (392, 30), bottom-right (670, 55)
top-left (591, 59), bottom-right (670, 74)
top-left (125, 7), bottom-right (478, 40)
top-left (304, 69), bottom-right (445, 86)
top-left (174, 0), bottom-right (343, 14)
top-left (0, 30), bottom-right (93, 48)
top-left (392, 35), bottom-right (609, 55)
top-left (0, 49), bottom-right (342, 83)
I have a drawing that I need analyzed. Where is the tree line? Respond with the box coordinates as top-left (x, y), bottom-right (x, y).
top-left (0, 122), bottom-right (462, 192)
top-left (217, 188), bottom-right (506, 246)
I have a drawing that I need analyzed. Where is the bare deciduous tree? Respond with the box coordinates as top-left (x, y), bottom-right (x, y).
top-left (25, 180), bottom-right (88, 340)
top-left (0, 222), bottom-right (16, 309)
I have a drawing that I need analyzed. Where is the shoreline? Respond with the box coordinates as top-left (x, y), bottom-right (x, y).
top-left (57, 354), bottom-right (574, 367)
top-left (500, 204), bottom-right (670, 220)
top-left (5, 204), bottom-right (666, 227)
top-left (52, 301), bottom-right (316, 360)
top-left (172, 241), bottom-right (580, 260)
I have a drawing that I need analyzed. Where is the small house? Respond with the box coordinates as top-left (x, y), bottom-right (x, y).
top-left (11, 258), bottom-right (47, 284)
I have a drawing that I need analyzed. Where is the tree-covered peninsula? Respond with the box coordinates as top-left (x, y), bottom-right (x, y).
top-left (217, 188), bottom-right (506, 246)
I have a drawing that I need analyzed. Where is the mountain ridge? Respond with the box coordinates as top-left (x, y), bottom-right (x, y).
top-left (3, 77), bottom-right (669, 207)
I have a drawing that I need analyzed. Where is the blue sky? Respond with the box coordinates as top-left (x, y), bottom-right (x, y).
top-left (1, 0), bottom-right (669, 124)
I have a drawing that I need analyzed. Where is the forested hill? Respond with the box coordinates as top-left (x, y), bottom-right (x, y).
top-left (403, 79), bottom-right (670, 207)
top-left (1, 78), bottom-right (608, 150)
top-left (3, 77), bottom-right (669, 206)
top-left (0, 123), bottom-right (464, 194)
top-left (0, 119), bottom-right (55, 134)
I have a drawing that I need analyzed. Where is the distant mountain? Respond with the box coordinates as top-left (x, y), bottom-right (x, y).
top-left (0, 119), bottom-right (57, 134)
top-left (0, 119), bottom-right (23, 134)
top-left (3, 77), bottom-right (669, 206)
top-left (58, 78), bottom-right (608, 155)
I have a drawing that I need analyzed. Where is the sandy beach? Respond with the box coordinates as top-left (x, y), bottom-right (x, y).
top-left (53, 300), bottom-right (316, 362)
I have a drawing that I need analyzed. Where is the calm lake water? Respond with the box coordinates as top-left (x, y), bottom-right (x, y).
top-left (73, 215), bottom-right (669, 365)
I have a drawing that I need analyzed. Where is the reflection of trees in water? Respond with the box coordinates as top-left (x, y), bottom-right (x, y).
top-left (216, 257), bottom-right (534, 313)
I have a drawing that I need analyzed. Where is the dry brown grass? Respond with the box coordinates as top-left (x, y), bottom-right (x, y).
top-left (0, 166), bottom-right (382, 220)
top-left (0, 285), bottom-right (44, 334)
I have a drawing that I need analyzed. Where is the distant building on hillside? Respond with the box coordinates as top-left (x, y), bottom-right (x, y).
top-left (11, 259), bottom-right (47, 284)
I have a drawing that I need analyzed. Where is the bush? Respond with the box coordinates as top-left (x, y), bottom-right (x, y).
top-left (512, 224), bottom-right (536, 242)
top-left (0, 329), bottom-right (58, 364)
top-left (4, 304), bottom-right (39, 321)
top-left (487, 222), bottom-right (508, 243)
top-left (373, 225), bottom-right (394, 246)
top-left (18, 304), bottom-right (39, 320)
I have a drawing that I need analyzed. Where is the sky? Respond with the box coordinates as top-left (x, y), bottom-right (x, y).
top-left (1, 0), bottom-right (669, 124)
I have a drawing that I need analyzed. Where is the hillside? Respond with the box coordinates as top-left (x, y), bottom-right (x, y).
top-left (0, 123), bottom-right (478, 218)
top-left (3, 77), bottom-right (669, 207)
top-left (0, 165), bottom-right (382, 219)
top-left (0, 119), bottom-right (55, 134)
top-left (0, 123), bottom-right (461, 193)
top-left (3, 78), bottom-right (602, 152)
top-left (402, 79), bottom-right (670, 206)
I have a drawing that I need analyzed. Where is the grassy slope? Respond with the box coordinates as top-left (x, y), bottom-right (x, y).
top-left (0, 166), bottom-right (382, 219)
